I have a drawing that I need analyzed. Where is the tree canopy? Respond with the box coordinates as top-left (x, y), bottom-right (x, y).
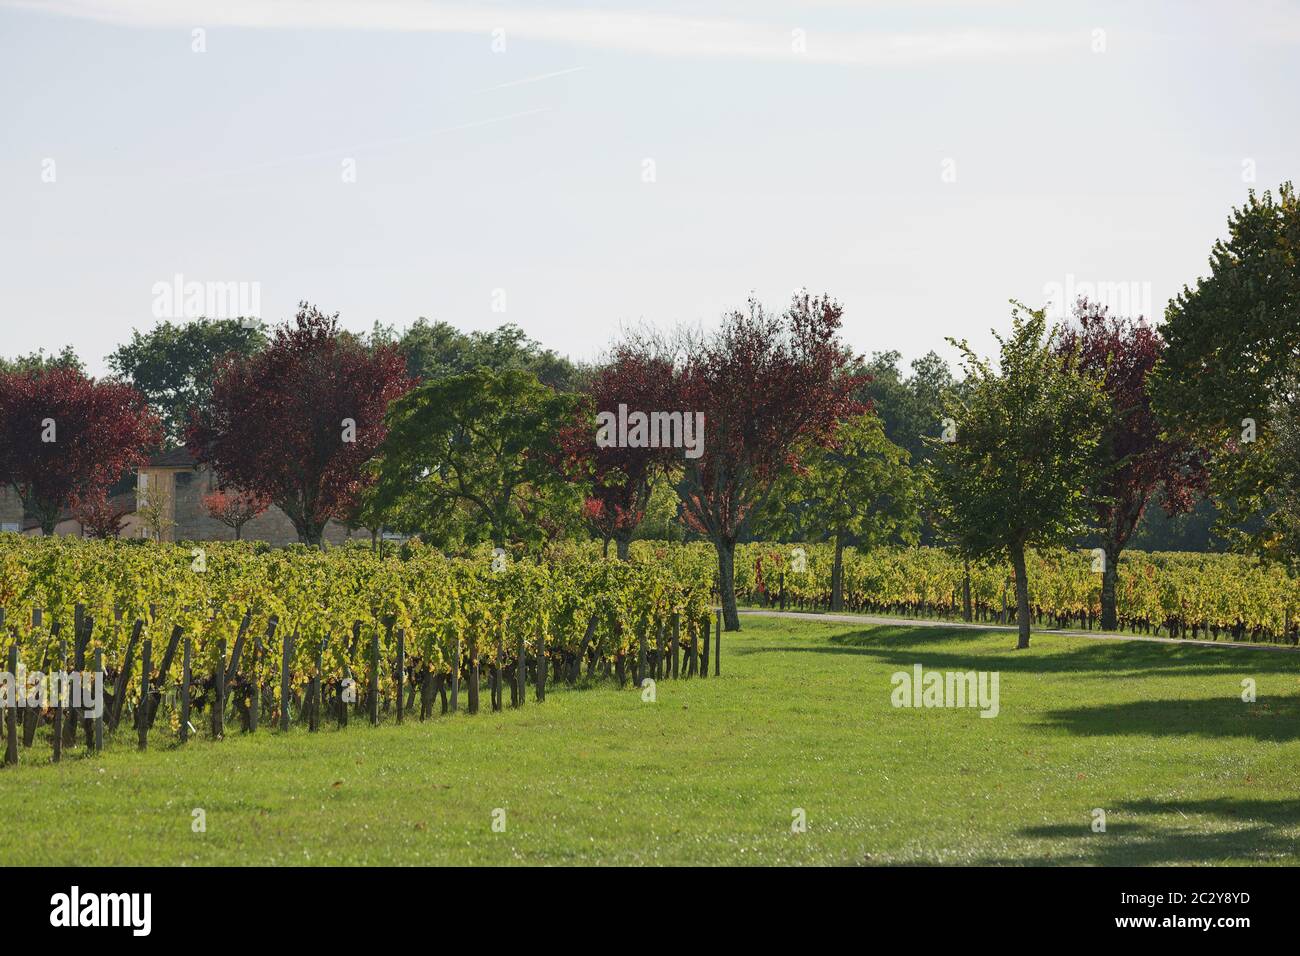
top-left (109, 319), bottom-right (267, 448)
top-left (374, 367), bottom-right (581, 549)
top-left (931, 303), bottom-right (1108, 648)
top-left (186, 305), bottom-right (411, 545)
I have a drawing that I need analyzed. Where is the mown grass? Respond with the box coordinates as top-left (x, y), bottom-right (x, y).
top-left (2, 616), bottom-right (1298, 865)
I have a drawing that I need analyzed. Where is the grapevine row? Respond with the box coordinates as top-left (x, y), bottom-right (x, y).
top-left (728, 542), bottom-right (1300, 644)
top-left (0, 537), bottom-right (718, 762)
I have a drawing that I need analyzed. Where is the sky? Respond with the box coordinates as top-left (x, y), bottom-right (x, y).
top-left (1, 0), bottom-right (1298, 377)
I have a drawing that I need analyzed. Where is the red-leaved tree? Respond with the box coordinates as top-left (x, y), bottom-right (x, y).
top-left (74, 490), bottom-right (130, 539)
top-left (202, 487), bottom-right (270, 540)
top-left (676, 293), bottom-right (865, 630)
top-left (186, 304), bottom-right (414, 545)
top-left (559, 341), bottom-right (679, 558)
top-left (1058, 299), bottom-right (1208, 629)
top-left (0, 368), bottom-right (161, 534)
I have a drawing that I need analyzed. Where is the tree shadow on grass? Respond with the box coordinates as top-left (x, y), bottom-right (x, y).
top-left (1038, 695), bottom-right (1300, 742)
top-left (736, 626), bottom-right (1300, 680)
top-left (973, 796), bottom-right (1300, 865)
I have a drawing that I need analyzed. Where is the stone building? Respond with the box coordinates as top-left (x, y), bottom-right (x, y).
top-left (0, 447), bottom-right (369, 545)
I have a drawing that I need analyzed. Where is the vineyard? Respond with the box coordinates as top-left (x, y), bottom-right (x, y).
top-left (5, 535), bottom-right (1299, 768)
top-left (0, 536), bottom-right (718, 765)
top-left (727, 542), bottom-right (1300, 645)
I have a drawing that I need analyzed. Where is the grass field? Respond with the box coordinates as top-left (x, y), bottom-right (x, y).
top-left (3, 615), bottom-right (1298, 866)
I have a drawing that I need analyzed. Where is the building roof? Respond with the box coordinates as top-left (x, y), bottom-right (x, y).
top-left (147, 446), bottom-right (199, 468)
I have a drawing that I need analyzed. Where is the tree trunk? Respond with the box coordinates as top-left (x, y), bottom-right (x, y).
top-left (1100, 542), bottom-right (1120, 631)
top-left (830, 531), bottom-right (846, 612)
top-left (1010, 541), bottom-right (1032, 649)
top-left (293, 515), bottom-right (324, 547)
top-left (715, 537), bottom-right (740, 631)
top-left (615, 536), bottom-right (631, 561)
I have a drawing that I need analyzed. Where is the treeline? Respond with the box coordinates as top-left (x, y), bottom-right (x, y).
top-left (2, 184), bottom-right (1298, 648)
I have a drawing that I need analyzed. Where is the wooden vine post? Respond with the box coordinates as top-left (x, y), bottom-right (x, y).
top-left (147, 625), bottom-right (183, 729)
top-left (247, 630), bottom-right (260, 734)
top-left (213, 638), bottom-right (226, 739)
top-left (369, 629), bottom-right (380, 726)
top-left (655, 619), bottom-right (665, 680)
top-left (138, 638), bottom-right (151, 751)
top-left (671, 613), bottom-right (679, 679)
top-left (92, 647), bottom-right (104, 755)
top-left (700, 615), bottom-right (709, 681)
top-left (395, 627), bottom-right (405, 724)
top-left (451, 631), bottom-right (461, 713)
top-left (109, 620), bottom-right (143, 731)
top-left (534, 619), bottom-right (545, 703)
top-left (4, 643), bottom-right (18, 766)
top-left (468, 639), bottom-right (479, 715)
top-left (516, 628), bottom-right (526, 708)
top-left (714, 609), bottom-right (722, 676)
top-left (179, 636), bottom-right (192, 744)
top-left (279, 627), bottom-right (294, 732)
top-left (64, 603), bottom-right (87, 749)
top-left (52, 636), bottom-right (65, 763)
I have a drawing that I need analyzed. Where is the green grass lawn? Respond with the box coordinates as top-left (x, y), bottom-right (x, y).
top-left (3, 615), bottom-right (1298, 866)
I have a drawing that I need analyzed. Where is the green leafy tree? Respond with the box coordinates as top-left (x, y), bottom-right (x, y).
top-left (108, 319), bottom-right (268, 447)
top-left (1153, 183), bottom-right (1300, 441)
top-left (0, 346), bottom-right (84, 376)
top-left (931, 303), bottom-right (1108, 648)
top-left (1151, 183), bottom-right (1300, 558)
top-left (372, 318), bottom-right (579, 391)
top-left (373, 368), bottom-right (581, 549)
top-left (857, 350), bottom-right (962, 465)
top-left (760, 413), bottom-right (924, 610)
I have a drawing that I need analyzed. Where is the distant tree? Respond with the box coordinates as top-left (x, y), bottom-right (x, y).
top-left (0, 346), bottom-right (84, 377)
top-left (74, 490), bottom-right (129, 539)
top-left (856, 350), bottom-right (960, 465)
top-left (186, 304), bottom-right (412, 546)
top-left (202, 487), bottom-right (270, 540)
top-left (559, 339), bottom-right (678, 558)
top-left (855, 349), bottom-right (963, 546)
top-left (135, 481), bottom-right (174, 542)
top-left (1057, 300), bottom-right (1208, 629)
top-left (0, 368), bottom-right (161, 534)
top-left (375, 367), bottom-right (581, 549)
top-left (633, 474), bottom-right (687, 544)
top-left (675, 293), bottom-right (865, 630)
top-left (759, 413), bottom-right (925, 610)
top-left (931, 303), bottom-right (1108, 649)
top-left (109, 319), bottom-right (267, 447)
top-left (373, 318), bottom-right (579, 391)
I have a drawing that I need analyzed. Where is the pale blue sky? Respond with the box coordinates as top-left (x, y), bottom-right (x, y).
top-left (2, 0), bottom-right (1297, 375)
